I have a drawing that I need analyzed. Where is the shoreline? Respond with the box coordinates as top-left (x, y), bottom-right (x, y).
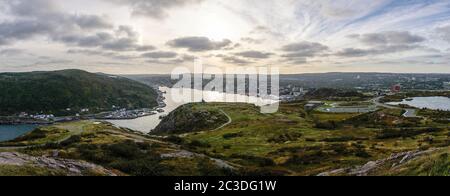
top-left (0, 86), bottom-right (168, 126)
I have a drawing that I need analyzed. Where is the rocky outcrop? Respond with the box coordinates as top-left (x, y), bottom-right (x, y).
top-left (0, 152), bottom-right (116, 176)
top-left (318, 149), bottom-right (439, 176)
top-left (161, 150), bottom-right (236, 171)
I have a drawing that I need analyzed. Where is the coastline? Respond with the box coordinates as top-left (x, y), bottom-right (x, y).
top-left (0, 86), bottom-right (168, 126)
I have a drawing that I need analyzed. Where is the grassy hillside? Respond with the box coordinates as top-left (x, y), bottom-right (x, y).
top-left (153, 103), bottom-right (229, 135)
top-left (0, 69), bottom-right (158, 116)
top-left (0, 121), bottom-right (236, 176)
top-left (154, 102), bottom-right (449, 176)
top-left (0, 101), bottom-right (448, 176)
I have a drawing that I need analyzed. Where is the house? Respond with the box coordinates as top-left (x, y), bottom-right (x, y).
top-left (304, 101), bottom-right (324, 111)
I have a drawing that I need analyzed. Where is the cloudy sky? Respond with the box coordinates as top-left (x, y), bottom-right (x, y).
top-left (1, 0), bottom-right (450, 74)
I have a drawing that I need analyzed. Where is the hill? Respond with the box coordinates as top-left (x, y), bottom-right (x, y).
top-left (153, 103), bottom-right (229, 134)
top-left (0, 121), bottom-right (236, 176)
top-left (0, 69), bottom-right (158, 116)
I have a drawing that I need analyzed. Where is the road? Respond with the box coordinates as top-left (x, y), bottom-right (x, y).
top-left (403, 109), bottom-right (419, 118)
top-left (371, 97), bottom-right (399, 109)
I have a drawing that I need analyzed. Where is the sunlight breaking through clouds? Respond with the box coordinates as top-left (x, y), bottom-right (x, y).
top-left (0, 0), bottom-right (450, 74)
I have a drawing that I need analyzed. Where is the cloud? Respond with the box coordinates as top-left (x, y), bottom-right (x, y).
top-left (0, 48), bottom-right (24, 56)
top-left (216, 54), bottom-right (253, 65)
top-left (337, 31), bottom-right (428, 58)
top-left (335, 45), bottom-right (423, 57)
top-left (0, 0), bottom-right (113, 45)
top-left (67, 49), bottom-right (134, 60)
top-left (281, 41), bottom-right (329, 57)
top-left (436, 26), bottom-right (450, 43)
top-left (55, 26), bottom-right (155, 52)
top-left (56, 33), bottom-right (113, 48)
top-left (241, 37), bottom-right (265, 44)
top-left (107, 0), bottom-right (204, 19)
top-left (102, 38), bottom-right (155, 51)
top-left (167, 37), bottom-right (232, 52)
top-left (348, 31), bottom-right (426, 45)
top-left (141, 51), bottom-right (178, 59)
top-left (0, 20), bottom-right (53, 45)
top-left (234, 50), bottom-right (274, 59)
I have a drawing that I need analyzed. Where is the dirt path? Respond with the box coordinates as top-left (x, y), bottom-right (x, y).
top-left (213, 109), bottom-right (233, 131)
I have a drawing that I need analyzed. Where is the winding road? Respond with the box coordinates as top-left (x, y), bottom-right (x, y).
top-left (372, 96), bottom-right (419, 118)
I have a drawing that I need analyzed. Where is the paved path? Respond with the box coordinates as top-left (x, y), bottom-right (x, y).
top-left (372, 97), bottom-right (421, 118)
top-left (371, 97), bottom-right (399, 109)
top-left (403, 109), bottom-right (419, 118)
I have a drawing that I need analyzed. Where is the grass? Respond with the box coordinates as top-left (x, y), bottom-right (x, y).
top-left (181, 102), bottom-right (450, 175)
top-left (2, 102), bottom-right (449, 176)
top-left (3, 120), bottom-right (235, 176)
top-left (372, 148), bottom-right (450, 176)
top-left (0, 165), bottom-right (67, 176)
top-left (0, 121), bottom-right (93, 147)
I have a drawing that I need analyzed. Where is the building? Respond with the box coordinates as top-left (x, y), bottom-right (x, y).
top-left (391, 84), bottom-right (401, 93)
top-left (304, 101), bottom-right (324, 111)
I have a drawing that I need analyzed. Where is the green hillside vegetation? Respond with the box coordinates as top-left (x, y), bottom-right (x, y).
top-left (156, 102), bottom-right (449, 176)
top-left (0, 121), bottom-right (235, 176)
top-left (0, 69), bottom-right (158, 116)
top-left (371, 148), bottom-right (450, 176)
top-left (1, 101), bottom-right (449, 176)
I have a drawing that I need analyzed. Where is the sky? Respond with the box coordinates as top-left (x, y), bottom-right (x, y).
top-left (0, 0), bottom-right (450, 74)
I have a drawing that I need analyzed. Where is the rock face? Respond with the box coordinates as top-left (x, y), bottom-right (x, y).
top-left (0, 152), bottom-right (116, 176)
top-left (153, 104), bottom-right (229, 134)
top-left (318, 149), bottom-right (439, 176)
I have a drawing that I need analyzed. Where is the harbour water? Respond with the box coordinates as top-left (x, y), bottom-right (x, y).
top-left (0, 124), bottom-right (38, 142)
top-left (108, 87), bottom-right (278, 133)
top-left (388, 97), bottom-right (450, 111)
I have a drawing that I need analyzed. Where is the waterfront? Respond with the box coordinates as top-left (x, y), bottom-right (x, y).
top-left (388, 97), bottom-right (450, 111)
top-left (108, 87), bottom-right (278, 133)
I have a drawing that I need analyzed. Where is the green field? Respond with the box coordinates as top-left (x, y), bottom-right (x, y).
top-left (176, 102), bottom-right (450, 175)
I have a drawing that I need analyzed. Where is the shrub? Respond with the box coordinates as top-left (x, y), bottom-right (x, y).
top-left (355, 150), bottom-right (371, 158)
top-left (322, 136), bottom-right (368, 142)
top-left (376, 128), bottom-right (443, 139)
top-left (314, 120), bottom-right (339, 130)
top-left (230, 154), bottom-right (275, 167)
top-left (164, 135), bottom-right (184, 144)
top-left (267, 132), bottom-right (302, 143)
top-left (223, 132), bottom-right (244, 139)
top-left (106, 141), bottom-right (143, 159)
top-left (60, 135), bottom-right (82, 146)
top-left (188, 140), bottom-right (211, 148)
top-left (109, 157), bottom-right (166, 176)
top-left (12, 128), bottom-right (47, 142)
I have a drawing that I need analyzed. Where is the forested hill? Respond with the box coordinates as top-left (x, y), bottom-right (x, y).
top-left (0, 69), bottom-right (158, 116)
